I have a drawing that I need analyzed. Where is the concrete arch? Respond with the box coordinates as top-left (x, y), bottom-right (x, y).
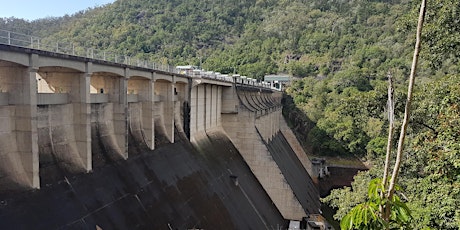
top-left (0, 51), bottom-right (29, 67)
top-left (90, 72), bottom-right (123, 95)
top-left (128, 76), bottom-right (150, 95)
top-left (174, 76), bottom-right (188, 84)
top-left (154, 73), bottom-right (173, 82)
top-left (37, 66), bottom-right (83, 94)
top-left (37, 56), bottom-right (86, 72)
top-left (91, 64), bottom-right (125, 76)
top-left (128, 69), bottom-right (152, 80)
top-left (0, 60), bottom-right (29, 94)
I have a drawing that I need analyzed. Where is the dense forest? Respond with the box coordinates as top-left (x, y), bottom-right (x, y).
top-left (2, 0), bottom-right (460, 228)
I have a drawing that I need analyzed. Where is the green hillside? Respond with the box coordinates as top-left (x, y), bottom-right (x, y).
top-left (2, 0), bottom-right (460, 228)
top-left (0, 0), bottom-right (420, 79)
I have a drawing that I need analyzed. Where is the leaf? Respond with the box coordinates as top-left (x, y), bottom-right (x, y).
top-left (341, 212), bottom-right (353, 230)
top-left (368, 178), bottom-right (383, 200)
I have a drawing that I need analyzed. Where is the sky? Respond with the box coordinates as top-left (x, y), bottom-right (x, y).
top-left (0, 0), bottom-right (115, 21)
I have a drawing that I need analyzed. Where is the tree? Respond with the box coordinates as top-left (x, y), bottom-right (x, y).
top-left (340, 0), bottom-right (427, 228)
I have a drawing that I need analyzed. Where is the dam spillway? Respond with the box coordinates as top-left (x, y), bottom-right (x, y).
top-left (0, 129), bottom-right (287, 229)
top-left (0, 44), bottom-right (323, 229)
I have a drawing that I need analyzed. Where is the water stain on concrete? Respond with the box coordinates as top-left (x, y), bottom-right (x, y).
top-left (0, 128), bottom-right (287, 230)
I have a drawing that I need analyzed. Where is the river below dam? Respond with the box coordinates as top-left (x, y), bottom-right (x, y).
top-left (319, 166), bottom-right (368, 229)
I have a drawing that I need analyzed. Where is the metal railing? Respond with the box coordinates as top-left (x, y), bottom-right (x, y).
top-left (0, 29), bottom-right (274, 89)
top-left (0, 29), bottom-right (176, 73)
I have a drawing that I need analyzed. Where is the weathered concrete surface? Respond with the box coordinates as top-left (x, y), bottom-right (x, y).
top-left (0, 60), bottom-right (39, 189)
top-left (265, 131), bottom-right (321, 215)
top-left (0, 106), bottom-right (30, 191)
top-left (0, 45), bottom-right (322, 227)
top-left (37, 104), bottom-right (87, 185)
top-left (0, 129), bottom-right (287, 229)
top-left (279, 117), bottom-right (316, 182)
top-left (222, 87), bottom-right (308, 220)
top-left (91, 103), bottom-right (125, 166)
top-left (154, 80), bottom-right (174, 143)
top-left (127, 77), bottom-right (154, 150)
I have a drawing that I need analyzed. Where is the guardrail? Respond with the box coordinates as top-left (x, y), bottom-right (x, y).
top-left (0, 29), bottom-right (276, 89)
top-left (0, 29), bottom-right (176, 73)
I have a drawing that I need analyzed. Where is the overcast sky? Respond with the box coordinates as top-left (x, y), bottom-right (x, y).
top-left (0, 0), bottom-right (115, 21)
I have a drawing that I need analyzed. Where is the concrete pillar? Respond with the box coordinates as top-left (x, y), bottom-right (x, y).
top-left (210, 85), bottom-right (217, 128)
top-left (168, 81), bottom-right (175, 142)
top-left (18, 65), bottom-right (40, 188)
top-left (9, 55), bottom-right (40, 189)
top-left (189, 86), bottom-right (198, 140)
top-left (72, 63), bottom-right (92, 171)
top-left (205, 84), bottom-right (212, 130)
top-left (221, 85), bottom-right (238, 114)
top-left (197, 85), bottom-right (206, 133)
top-left (217, 86), bottom-right (222, 127)
top-left (263, 114), bottom-right (269, 142)
top-left (276, 109), bottom-right (281, 134)
top-left (115, 69), bottom-right (128, 159)
top-left (143, 78), bottom-right (154, 149)
top-left (269, 111), bottom-right (274, 141)
top-left (0, 58), bottom-right (39, 190)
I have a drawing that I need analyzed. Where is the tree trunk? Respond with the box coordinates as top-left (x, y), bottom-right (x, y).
top-left (381, 72), bottom-right (394, 220)
top-left (383, 0), bottom-right (427, 222)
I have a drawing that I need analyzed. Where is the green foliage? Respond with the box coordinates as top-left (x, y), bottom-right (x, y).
top-left (339, 178), bottom-right (411, 230)
top-left (1, 0), bottom-right (415, 80)
top-left (324, 75), bottom-right (460, 229)
top-left (366, 137), bottom-right (386, 160)
top-left (322, 169), bottom-right (376, 220)
top-left (286, 61), bottom-right (318, 77)
top-left (403, 75), bottom-right (460, 229)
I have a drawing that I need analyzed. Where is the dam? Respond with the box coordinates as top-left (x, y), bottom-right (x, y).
top-left (0, 41), bottom-right (326, 229)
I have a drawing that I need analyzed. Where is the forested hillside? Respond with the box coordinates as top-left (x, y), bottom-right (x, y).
top-left (2, 0), bottom-right (460, 228)
top-left (2, 0), bottom-right (420, 79)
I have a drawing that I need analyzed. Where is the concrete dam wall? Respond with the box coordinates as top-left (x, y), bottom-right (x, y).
top-left (0, 128), bottom-right (287, 229)
top-left (222, 86), bottom-right (320, 220)
top-left (0, 45), bottom-right (321, 229)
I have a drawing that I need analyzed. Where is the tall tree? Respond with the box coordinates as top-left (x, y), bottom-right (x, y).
top-left (340, 0), bottom-right (427, 228)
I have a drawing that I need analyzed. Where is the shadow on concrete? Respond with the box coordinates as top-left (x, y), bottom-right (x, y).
top-left (0, 128), bottom-right (287, 230)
